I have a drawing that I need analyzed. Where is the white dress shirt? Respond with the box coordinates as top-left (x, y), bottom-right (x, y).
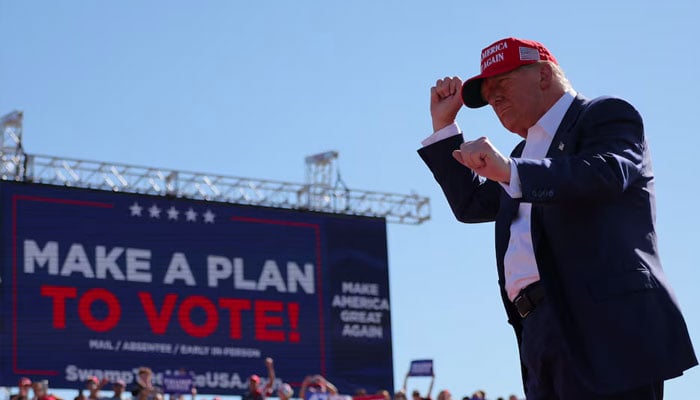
top-left (421, 90), bottom-right (576, 301)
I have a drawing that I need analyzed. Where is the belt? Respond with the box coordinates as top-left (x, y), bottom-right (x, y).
top-left (513, 282), bottom-right (545, 318)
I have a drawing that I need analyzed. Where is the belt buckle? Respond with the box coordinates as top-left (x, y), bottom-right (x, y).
top-left (514, 293), bottom-right (532, 318)
top-left (518, 307), bottom-right (531, 319)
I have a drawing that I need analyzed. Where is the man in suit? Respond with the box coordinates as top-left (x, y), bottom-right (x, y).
top-left (418, 37), bottom-right (697, 399)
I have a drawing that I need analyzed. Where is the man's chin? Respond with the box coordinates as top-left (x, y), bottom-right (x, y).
top-left (501, 122), bottom-right (526, 138)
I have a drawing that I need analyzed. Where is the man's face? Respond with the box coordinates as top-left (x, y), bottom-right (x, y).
top-left (481, 63), bottom-right (545, 137)
top-left (33, 383), bottom-right (45, 398)
top-left (20, 384), bottom-right (31, 395)
top-left (248, 379), bottom-right (258, 392)
top-left (114, 385), bottom-right (124, 396)
top-left (139, 372), bottom-right (151, 385)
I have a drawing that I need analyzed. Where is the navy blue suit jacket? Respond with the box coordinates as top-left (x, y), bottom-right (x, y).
top-left (419, 95), bottom-right (697, 393)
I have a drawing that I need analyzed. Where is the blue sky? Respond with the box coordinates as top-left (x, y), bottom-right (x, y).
top-left (1, 0), bottom-right (699, 398)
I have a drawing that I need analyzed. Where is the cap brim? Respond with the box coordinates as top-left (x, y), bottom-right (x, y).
top-left (461, 76), bottom-right (488, 109)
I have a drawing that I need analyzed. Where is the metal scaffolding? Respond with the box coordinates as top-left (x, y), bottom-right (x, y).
top-left (0, 111), bottom-right (430, 224)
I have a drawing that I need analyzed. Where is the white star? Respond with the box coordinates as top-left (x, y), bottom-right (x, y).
top-left (148, 204), bottom-right (162, 218)
top-left (185, 208), bottom-right (197, 222)
top-left (129, 202), bottom-right (143, 216)
top-left (167, 206), bottom-right (179, 220)
top-left (203, 210), bottom-right (216, 224)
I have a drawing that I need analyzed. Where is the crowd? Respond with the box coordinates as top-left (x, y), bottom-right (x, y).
top-left (385, 370), bottom-right (519, 400)
top-left (4, 360), bottom-right (520, 400)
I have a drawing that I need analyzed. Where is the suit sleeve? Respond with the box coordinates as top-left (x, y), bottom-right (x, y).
top-left (418, 134), bottom-right (501, 223)
top-left (515, 97), bottom-right (647, 203)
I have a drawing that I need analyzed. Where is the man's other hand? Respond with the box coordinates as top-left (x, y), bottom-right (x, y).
top-left (452, 137), bottom-right (511, 183)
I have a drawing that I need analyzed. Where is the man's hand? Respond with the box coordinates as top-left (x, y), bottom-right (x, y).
top-left (430, 76), bottom-right (464, 132)
top-left (452, 137), bottom-right (511, 183)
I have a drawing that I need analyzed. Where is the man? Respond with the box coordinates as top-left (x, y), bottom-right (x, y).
top-left (131, 367), bottom-right (161, 400)
top-left (31, 381), bottom-right (61, 400)
top-left (393, 391), bottom-right (407, 400)
top-left (468, 391), bottom-right (484, 400)
top-left (107, 380), bottom-right (127, 400)
top-left (401, 367), bottom-right (433, 400)
top-left (410, 389), bottom-right (430, 400)
top-left (10, 377), bottom-right (32, 400)
top-left (419, 37), bottom-right (697, 399)
top-left (298, 375), bottom-right (338, 400)
top-left (276, 383), bottom-right (294, 400)
top-left (86, 377), bottom-right (108, 400)
top-left (436, 390), bottom-right (450, 400)
top-left (242, 357), bottom-right (276, 400)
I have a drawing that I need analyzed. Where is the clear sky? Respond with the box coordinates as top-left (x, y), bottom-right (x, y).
top-left (1, 0), bottom-right (699, 398)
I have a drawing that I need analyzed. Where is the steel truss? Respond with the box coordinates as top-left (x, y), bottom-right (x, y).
top-left (1, 111), bottom-right (430, 224)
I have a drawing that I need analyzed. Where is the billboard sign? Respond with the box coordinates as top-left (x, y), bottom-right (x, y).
top-left (0, 182), bottom-right (393, 394)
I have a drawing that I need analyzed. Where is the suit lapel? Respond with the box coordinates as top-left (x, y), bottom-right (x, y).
top-left (546, 94), bottom-right (587, 157)
top-left (530, 95), bottom-right (588, 263)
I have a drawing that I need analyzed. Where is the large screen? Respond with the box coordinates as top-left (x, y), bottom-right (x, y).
top-left (0, 181), bottom-right (393, 395)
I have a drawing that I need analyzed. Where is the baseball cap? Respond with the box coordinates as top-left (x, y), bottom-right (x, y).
top-left (19, 377), bottom-right (32, 386)
top-left (249, 375), bottom-right (260, 382)
top-left (461, 37), bottom-right (558, 108)
top-left (87, 376), bottom-right (100, 385)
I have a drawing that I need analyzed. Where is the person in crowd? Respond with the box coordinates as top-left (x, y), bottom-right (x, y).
top-left (277, 384), bottom-right (293, 400)
top-left (436, 390), bottom-right (450, 400)
top-left (469, 391), bottom-right (485, 400)
top-left (86, 377), bottom-right (108, 400)
top-left (32, 380), bottom-right (62, 400)
top-left (409, 373), bottom-right (434, 400)
top-left (403, 368), bottom-right (433, 400)
top-left (393, 391), bottom-right (407, 400)
top-left (242, 357), bottom-right (276, 400)
top-left (10, 378), bottom-right (32, 400)
top-left (131, 367), bottom-right (162, 400)
top-left (377, 390), bottom-right (391, 400)
top-left (411, 390), bottom-right (427, 400)
top-left (106, 380), bottom-right (126, 400)
top-left (298, 375), bottom-right (338, 400)
top-left (420, 36), bottom-right (696, 399)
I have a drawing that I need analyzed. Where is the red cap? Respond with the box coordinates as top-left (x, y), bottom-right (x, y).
top-left (19, 377), bottom-right (32, 386)
top-left (249, 375), bottom-right (260, 382)
top-left (87, 376), bottom-right (100, 385)
top-left (461, 37), bottom-right (558, 108)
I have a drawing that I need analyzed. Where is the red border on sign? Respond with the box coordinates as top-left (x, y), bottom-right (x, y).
top-left (229, 215), bottom-right (326, 377)
top-left (12, 195), bottom-right (114, 375)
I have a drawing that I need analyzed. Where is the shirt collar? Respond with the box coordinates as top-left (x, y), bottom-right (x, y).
top-left (530, 89), bottom-right (577, 138)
